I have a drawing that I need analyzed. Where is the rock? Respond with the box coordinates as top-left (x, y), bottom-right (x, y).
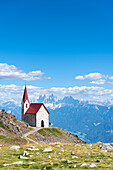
top-left (80, 163), bottom-right (87, 167)
top-left (89, 163), bottom-right (97, 168)
top-left (61, 149), bottom-right (64, 152)
top-left (72, 156), bottom-right (78, 159)
top-left (100, 150), bottom-right (107, 152)
top-left (73, 165), bottom-right (77, 168)
top-left (10, 145), bottom-right (20, 149)
top-left (89, 144), bottom-right (92, 147)
top-left (36, 152), bottom-right (39, 155)
top-left (23, 151), bottom-right (29, 156)
top-left (3, 161), bottom-right (23, 166)
top-left (102, 143), bottom-right (113, 150)
top-left (58, 152), bottom-right (61, 154)
top-left (99, 145), bottom-right (102, 149)
top-left (0, 144), bottom-right (2, 147)
top-left (48, 155), bottom-right (51, 159)
top-left (71, 151), bottom-right (75, 155)
top-left (50, 162), bottom-right (53, 165)
top-left (27, 148), bottom-right (39, 151)
top-left (56, 145), bottom-right (60, 147)
top-left (12, 161), bottom-right (23, 165)
top-left (67, 160), bottom-right (72, 164)
top-left (96, 160), bottom-right (102, 162)
top-left (28, 162), bottom-right (35, 164)
top-left (43, 148), bottom-right (53, 152)
top-left (29, 155), bottom-right (33, 157)
top-left (19, 155), bottom-right (28, 159)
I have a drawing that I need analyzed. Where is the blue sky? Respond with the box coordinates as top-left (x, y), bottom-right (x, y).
top-left (0, 0), bottom-right (113, 103)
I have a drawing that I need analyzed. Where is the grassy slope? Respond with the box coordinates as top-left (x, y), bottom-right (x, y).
top-left (0, 142), bottom-right (113, 169)
top-left (28, 127), bottom-right (84, 145)
top-left (28, 127), bottom-right (74, 143)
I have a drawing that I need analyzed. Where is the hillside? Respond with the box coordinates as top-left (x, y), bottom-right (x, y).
top-left (0, 110), bottom-right (84, 146)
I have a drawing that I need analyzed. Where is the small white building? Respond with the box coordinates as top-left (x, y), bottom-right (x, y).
top-left (21, 85), bottom-right (49, 127)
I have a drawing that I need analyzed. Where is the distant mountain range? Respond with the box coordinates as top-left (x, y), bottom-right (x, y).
top-left (0, 94), bottom-right (113, 143)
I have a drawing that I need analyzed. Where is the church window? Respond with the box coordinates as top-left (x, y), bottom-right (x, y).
top-left (26, 104), bottom-right (27, 108)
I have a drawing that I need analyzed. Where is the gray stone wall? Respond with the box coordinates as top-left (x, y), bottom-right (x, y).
top-left (24, 114), bottom-right (36, 127)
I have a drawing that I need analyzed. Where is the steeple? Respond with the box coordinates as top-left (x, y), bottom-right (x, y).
top-left (21, 85), bottom-right (30, 121)
top-left (22, 85), bottom-right (29, 103)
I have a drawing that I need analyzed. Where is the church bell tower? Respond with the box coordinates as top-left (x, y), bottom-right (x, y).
top-left (21, 85), bottom-right (30, 121)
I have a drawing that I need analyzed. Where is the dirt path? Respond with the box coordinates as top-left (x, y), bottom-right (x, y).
top-left (23, 127), bottom-right (42, 144)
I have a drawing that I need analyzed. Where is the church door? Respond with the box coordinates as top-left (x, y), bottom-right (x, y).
top-left (41, 120), bottom-right (44, 127)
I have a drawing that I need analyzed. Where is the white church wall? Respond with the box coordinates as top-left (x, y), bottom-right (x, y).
top-left (36, 105), bottom-right (49, 127)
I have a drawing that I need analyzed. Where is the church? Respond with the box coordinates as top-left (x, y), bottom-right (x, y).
top-left (21, 85), bottom-right (49, 127)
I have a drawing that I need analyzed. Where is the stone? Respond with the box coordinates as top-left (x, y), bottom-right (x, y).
top-left (50, 162), bottom-right (53, 165)
top-left (10, 145), bottom-right (20, 149)
top-left (100, 150), bottom-right (107, 152)
top-left (28, 162), bottom-right (35, 164)
top-left (73, 165), bottom-right (77, 168)
top-left (71, 152), bottom-right (75, 155)
top-left (61, 149), bottom-right (64, 152)
top-left (96, 160), bottom-right (102, 162)
top-left (48, 155), bottom-right (51, 159)
top-left (23, 151), bottom-right (29, 156)
top-left (0, 144), bottom-right (2, 147)
top-left (67, 160), bottom-right (72, 164)
top-left (72, 156), bottom-right (78, 159)
top-left (27, 148), bottom-right (39, 151)
top-left (3, 161), bottom-right (23, 166)
top-left (102, 143), bottom-right (113, 150)
top-left (43, 148), bottom-right (53, 152)
top-left (56, 145), bottom-right (60, 147)
top-left (99, 145), bottom-right (102, 149)
top-left (80, 163), bottom-right (87, 167)
top-left (58, 152), bottom-right (61, 154)
top-left (36, 152), bottom-right (39, 155)
top-left (19, 155), bottom-right (28, 159)
top-left (89, 163), bottom-right (97, 168)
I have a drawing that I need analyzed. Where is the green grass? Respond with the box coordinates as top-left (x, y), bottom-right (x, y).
top-left (37, 127), bottom-right (73, 142)
top-left (0, 142), bottom-right (113, 169)
top-left (0, 134), bottom-right (27, 146)
top-left (38, 127), bottom-right (63, 137)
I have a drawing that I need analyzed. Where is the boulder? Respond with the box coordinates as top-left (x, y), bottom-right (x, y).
top-left (10, 146), bottom-right (20, 149)
top-left (72, 156), bottom-right (78, 159)
top-left (43, 148), bottom-right (53, 152)
top-left (19, 155), bottom-right (28, 159)
top-left (80, 163), bottom-right (87, 167)
top-left (3, 161), bottom-right (23, 166)
top-left (89, 163), bottom-right (97, 168)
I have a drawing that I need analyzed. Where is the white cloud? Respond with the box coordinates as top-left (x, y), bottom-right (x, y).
top-left (0, 63), bottom-right (51, 81)
top-left (75, 72), bottom-right (104, 80)
top-left (0, 84), bottom-right (113, 105)
top-left (108, 82), bottom-right (113, 85)
top-left (90, 79), bottom-right (106, 85)
top-left (75, 75), bottom-right (84, 80)
top-left (109, 76), bottom-right (113, 80)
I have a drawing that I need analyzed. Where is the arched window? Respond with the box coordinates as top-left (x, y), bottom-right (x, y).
top-left (26, 104), bottom-right (27, 108)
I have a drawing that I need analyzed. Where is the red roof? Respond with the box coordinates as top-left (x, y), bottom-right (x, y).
top-left (22, 85), bottom-right (29, 103)
top-left (25, 103), bottom-right (49, 114)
